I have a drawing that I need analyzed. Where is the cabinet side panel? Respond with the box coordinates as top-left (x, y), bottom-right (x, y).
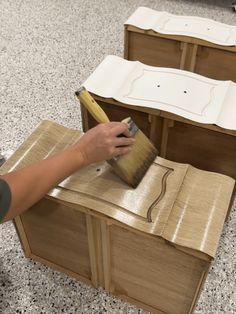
top-left (127, 32), bottom-right (182, 68)
top-left (166, 121), bottom-right (236, 178)
top-left (110, 225), bottom-right (207, 314)
top-left (21, 198), bottom-right (91, 280)
top-left (195, 47), bottom-right (236, 82)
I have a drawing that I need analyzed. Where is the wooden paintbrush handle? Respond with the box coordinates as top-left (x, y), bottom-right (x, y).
top-left (75, 87), bottom-right (110, 123)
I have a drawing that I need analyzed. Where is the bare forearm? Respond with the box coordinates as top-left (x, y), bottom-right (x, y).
top-left (0, 122), bottom-right (134, 223)
top-left (2, 146), bottom-right (84, 221)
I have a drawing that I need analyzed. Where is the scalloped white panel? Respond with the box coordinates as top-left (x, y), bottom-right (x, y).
top-left (83, 55), bottom-right (236, 130)
top-left (125, 7), bottom-right (236, 46)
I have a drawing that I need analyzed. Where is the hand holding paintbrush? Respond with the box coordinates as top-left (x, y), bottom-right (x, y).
top-left (75, 87), bottom-right (158, 188)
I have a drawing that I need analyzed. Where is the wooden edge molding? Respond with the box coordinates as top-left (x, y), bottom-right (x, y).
top-left (13, 216), bottom-right (31, 257)
top-left (189, 263), bottom-right (211, 313)
top-left (86, 214), bottom-right (99, 287)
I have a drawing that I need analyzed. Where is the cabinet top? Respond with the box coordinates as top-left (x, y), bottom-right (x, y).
top-left (125, 7), bottom-right (236, 46)
top-left (83, 55), bottom-right (236, 131)
top-left (1, 120), bottom-right (234, 260)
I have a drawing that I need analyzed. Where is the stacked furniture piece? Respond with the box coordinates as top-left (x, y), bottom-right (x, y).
top-left (0, 120), bottom-right (234, 314)
top-left (2, 7), bottom-right (236, 314)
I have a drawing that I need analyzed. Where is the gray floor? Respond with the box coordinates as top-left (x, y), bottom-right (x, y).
top-left (0, 0), bottom-right (236, 313)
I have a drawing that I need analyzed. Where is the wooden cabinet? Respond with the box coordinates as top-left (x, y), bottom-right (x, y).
top-left (124, 8), bottom-right (236, 82)
top-left (1, 120), bottom-right (234, 314)
top-left (81, 95), bottom-right (236, 180)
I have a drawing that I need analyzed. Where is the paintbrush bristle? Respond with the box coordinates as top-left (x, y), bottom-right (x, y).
top-left (108, 121), bottom-right (158, 188)
top-left (75, 86), bottom-right (158, 188)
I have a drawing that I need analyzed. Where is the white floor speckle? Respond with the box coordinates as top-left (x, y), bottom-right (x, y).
top-left (0, 1), bottom-right (236, 313)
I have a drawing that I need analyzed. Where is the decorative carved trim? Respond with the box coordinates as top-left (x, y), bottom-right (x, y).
top-left (84, 55), bottom-right (236, 130)
top-left (147, 163), bottom-right (174, 222)
top-left (124, 68), bottom-right (216, 116)
top-left (61, 162), bottom-right (174, 223)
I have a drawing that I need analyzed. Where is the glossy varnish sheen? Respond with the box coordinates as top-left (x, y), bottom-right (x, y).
top-left (0, 121), bottom-right (234, 314)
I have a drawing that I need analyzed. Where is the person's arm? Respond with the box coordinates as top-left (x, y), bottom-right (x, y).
top-left (0, 122), bottom-right (135, 223)
top-left (0, 179), bottom-right (12, 221)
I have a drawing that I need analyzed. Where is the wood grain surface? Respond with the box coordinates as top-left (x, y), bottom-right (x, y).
top-left (1, 120), bottom-right (234, 259)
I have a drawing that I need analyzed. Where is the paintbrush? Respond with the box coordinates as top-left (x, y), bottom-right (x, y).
top-left (75, 87), bottom-right (158, 188)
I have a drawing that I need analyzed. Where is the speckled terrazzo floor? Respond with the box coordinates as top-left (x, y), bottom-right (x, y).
top-left (0, 0), bottom-right (236, 313)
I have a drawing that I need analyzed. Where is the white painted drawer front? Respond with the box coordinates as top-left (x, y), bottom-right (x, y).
top-left (83, 55), bottom-right (236, 130)
top-left (125, 7), bottom-right (236, 46)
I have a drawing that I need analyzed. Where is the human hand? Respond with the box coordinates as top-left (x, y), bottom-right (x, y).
top-left (73, 122), bottom-right (135, 166)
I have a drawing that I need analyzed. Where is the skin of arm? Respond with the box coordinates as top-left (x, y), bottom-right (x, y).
top-left (1, 122), bottom-right (135, 222)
